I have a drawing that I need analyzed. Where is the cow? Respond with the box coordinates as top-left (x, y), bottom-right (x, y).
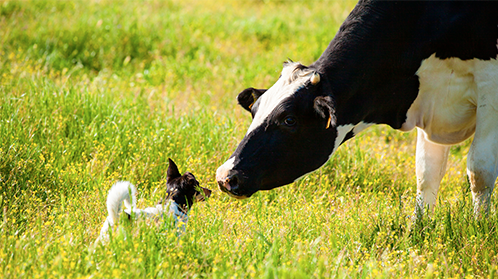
top-left (216, 0), bottom-right (498, 217)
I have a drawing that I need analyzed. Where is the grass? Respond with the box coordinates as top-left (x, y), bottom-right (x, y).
top-left (1, 0), bottom-right (497, 278)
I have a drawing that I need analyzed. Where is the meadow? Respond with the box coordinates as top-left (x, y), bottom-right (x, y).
top-left (1, 0), bottom-right (498, 278)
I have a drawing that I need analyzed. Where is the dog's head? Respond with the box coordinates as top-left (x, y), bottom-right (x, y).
top-left (162, 158), bottom-right (212, 212)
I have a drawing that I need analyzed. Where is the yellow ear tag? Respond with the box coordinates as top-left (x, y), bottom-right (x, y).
top-left (248, 92), bottom-right (258, 110)
top-left (326, 115), bottom-right (332, 129)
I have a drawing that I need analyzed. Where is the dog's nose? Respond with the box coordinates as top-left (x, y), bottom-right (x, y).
top-left (203, 188), bottom-right (212, 198)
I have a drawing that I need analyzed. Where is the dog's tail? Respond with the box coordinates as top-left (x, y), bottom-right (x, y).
top-left (106, 181), bottom-right (137, 226)
top-left (97, 181), bottom-right (137, 244)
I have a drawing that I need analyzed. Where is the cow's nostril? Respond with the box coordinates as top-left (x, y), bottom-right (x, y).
top-left (218, 179), bottom-right (229, 191)
top-left (228, 175), bottom-right (238, 190)
top-left (217, 172), bottom-right (240, 193)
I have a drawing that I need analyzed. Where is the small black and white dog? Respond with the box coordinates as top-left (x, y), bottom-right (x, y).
top-left (96, 158), bottom-right (211, 243)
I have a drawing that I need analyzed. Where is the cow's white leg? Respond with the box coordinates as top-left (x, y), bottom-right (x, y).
top-left (415, 128), bottom-right (451, 218)
top-left (467, 102), bottom-right (498, 217)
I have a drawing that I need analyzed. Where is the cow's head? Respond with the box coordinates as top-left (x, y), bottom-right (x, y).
top-left (216, 62), bottom-right (343, 199)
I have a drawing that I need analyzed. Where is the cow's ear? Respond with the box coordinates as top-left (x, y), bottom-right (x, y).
top-left (167, 158), bottom-right (181, 182)
top-left (237, 88), bottom-right (267, 112)
top-left (314, 96), bottom-right (336, 129)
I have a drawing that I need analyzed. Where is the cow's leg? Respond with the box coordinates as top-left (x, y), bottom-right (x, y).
top-left (467, 104), bottom-right (498, 217)
top-left (414, 128), bottom-right (451, 218)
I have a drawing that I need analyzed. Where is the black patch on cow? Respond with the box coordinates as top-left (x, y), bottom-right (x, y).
top-left (432, 2), bottom-right (498, 61)
top-left (312, 0), bottom-right (498, 129)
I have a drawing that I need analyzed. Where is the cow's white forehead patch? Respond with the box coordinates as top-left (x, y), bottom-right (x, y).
top-left (246, 63), bottom-right (314, 134)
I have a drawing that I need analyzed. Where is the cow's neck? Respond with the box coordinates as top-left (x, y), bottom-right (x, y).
top-left (311, 1), bottom-right (498, 131)
top-left (312, 2), bottom-right (430, 130)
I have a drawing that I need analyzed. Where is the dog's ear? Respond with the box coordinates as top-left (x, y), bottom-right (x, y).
top-left (167, 158), bottom-right (181, 182)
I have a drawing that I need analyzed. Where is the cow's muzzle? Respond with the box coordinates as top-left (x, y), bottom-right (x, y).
top-left (216, 164), bottom-right (248, 199)
top-left (217, 171), bottom-right (247, 199)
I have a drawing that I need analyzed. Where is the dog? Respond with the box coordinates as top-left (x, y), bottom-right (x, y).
top-left (96, 158), bottom-right (211, 244)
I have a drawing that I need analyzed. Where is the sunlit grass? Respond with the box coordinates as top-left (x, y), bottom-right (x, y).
top-left (1, 0), bottom-right (497, 278)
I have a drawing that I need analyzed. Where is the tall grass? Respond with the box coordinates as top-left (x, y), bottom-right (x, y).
top-left (1, 0), bottom-right (497, 277)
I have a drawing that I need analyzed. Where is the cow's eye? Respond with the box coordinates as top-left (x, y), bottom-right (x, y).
top-left (283, 116), bottom-right (297, 127)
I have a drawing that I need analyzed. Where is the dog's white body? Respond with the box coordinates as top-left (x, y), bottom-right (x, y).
top-left (96, 181), bottom-right (187, 244)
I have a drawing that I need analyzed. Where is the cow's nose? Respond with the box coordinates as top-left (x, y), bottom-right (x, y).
top-left (217, 171), bottom-right (240, 193)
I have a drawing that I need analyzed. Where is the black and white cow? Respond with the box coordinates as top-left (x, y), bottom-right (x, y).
top-left (216, 0), bottom-right (498, 216)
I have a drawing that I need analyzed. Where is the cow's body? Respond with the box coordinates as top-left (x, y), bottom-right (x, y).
top-left (403, 55), bottom-right (494, 143)
top-left (216, 0), bottom-right (498, 216)
top-left (408, 54), bottom-right (498, 215)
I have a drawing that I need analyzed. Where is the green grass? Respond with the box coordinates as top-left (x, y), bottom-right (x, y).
top-left (1, 0), bottom-right (498, 278)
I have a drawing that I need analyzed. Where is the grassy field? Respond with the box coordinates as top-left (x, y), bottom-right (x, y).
top-left (1, 0), bottom-right (498, 278)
